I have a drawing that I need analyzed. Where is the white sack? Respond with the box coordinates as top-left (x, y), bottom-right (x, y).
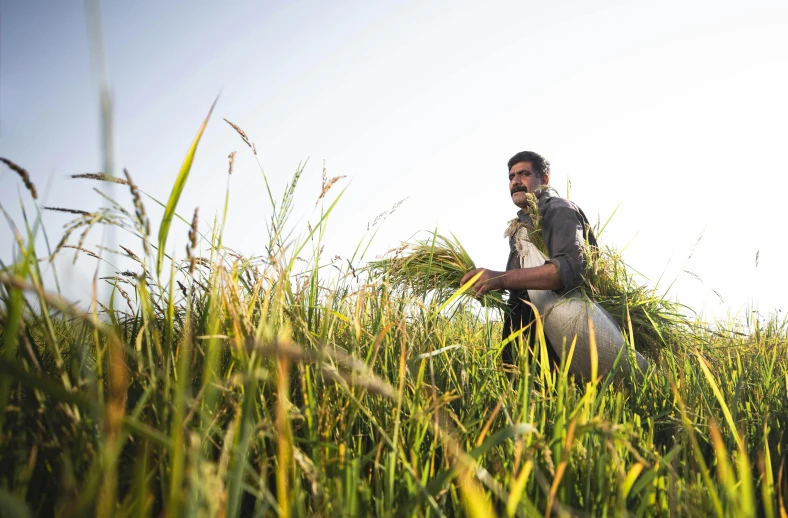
top-left (513, 226), bottom-right (647, 379)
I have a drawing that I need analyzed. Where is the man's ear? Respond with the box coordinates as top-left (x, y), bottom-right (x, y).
top-left (541, 174), bottom-right (550, 186)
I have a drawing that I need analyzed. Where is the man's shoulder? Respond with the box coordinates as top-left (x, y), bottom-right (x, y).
top-left (538, 190), bottom-right (584, 217)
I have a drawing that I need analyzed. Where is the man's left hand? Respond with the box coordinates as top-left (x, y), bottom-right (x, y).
top-left (460, 268), bottom-right (506, 297)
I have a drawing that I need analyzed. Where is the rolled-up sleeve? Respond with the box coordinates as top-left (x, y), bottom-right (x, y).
top-left (542, 205), bottom-right (588, 296)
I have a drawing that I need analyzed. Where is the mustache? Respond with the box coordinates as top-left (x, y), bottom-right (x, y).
top-left (510, 186), bottom-right (528, 195)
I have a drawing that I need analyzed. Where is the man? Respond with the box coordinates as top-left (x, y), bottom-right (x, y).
top-left (460, 151), bottom-right (597, 366)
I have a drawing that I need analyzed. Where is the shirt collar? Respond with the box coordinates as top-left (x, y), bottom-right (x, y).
top-left (535, 185), bottom-right (557, 201)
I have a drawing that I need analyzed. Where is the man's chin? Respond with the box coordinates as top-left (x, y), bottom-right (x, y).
top-left (511, 192), bottom-right (528, 208)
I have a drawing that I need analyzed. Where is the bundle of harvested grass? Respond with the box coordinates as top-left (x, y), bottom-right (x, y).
top-left (582, 244), bottom-right (691, 356)
top-left (520, 193), bottom-right (691, 356)
top-left (369, 201), bottom-right (690, 357)
top-left (367, 232), bottom-right (507, 312)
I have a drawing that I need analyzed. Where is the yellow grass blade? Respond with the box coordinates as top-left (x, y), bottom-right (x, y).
top-left (588, 315), bottom-right (598, 383)
top-left (759, 421), bottom-right (776, 518)
top-left (546, 416), bottom-right (577, 517)
top-left (735, 431), bottom-right (756, 518)
top-left (672, 382), bottom-right (725, 518)
top-left (435, 270), bottom-right (484, 315)
top-left (708, 419), bottom-right (735, 491)
top-left (778, 458), bottom-right (788, 518)
top-left (621, 462), bottom-right (645, 500)
top-left (459, 468), bottom-right (498, 518)
top-left (695, 350), bottom-right (743, 450)
top-left (475, 399), bottom-right (504, 447)
top-left (506, 459), bottom-right (534, 518)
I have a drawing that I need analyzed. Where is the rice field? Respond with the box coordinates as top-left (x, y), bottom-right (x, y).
top-left (0, 112), bottom-right (786, 517)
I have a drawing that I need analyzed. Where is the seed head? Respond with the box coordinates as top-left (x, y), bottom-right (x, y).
top-left (63, 245), bottom-right (100, 260)
top-left (120, 245), bottom-right (142, 263)
top-left (45, 207), bottom-right (92, 216)
top-left (525, 193), bottom-right (541, 227)
top-left (177, 280), bottom-right (188, 300)
top-left (124, 169), bottom-right (150, 256)
top-left (315, 160), bottom-right (346, 207)
top-left (189, 208), bottom-right (199, 251)
top-left (71, 173), bottom-right (129, 185)
top-left (114, 284), bottom-right (135, 312)
top-left (228, 151), bottom-right (237, 175)
top-left (1, 157), bottom-right (37, 199)
top-left (223, 119), bottom-right (251, 148)
top-left (187, 207), bottom-right (199, 275)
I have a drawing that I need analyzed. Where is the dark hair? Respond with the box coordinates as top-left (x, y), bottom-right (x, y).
top-left (507, 151), bottom-right (550, 178)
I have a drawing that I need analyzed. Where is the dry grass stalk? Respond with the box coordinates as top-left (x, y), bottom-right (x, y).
top-left (53, 214), bottom-right (97, 256)
top-left (100, 275), bottom-right (132, 285)
top-left (74, 215), bottom-right (101, 263)
top-left (119, 245), bottom-right (142, 263)
top-left (223, 119), bottom-right (252, 149)
top-left (371, 197), bottom-right (408, 228)
top-left (124, 169), bottom-right (150, 256)
top-left (71, 173), bottom-right (129, 185)
top-left (1, 157), bottom-right (38, 199)
top-left (315, 160), bottom-right (347, 207)
top-left (227, 152), bottom-right (237, 175)
top-left (115, 284), bottom-right (135, 313)
top-left (91, 189), bottom-right (132, 219)
top-left (52, 233), bottom-right (70, 258)
top-left (63, 245), bottom-right (100, 260)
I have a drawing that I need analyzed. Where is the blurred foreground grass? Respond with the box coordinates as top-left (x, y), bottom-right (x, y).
top-left (0, 115), bottom-right (786, 517)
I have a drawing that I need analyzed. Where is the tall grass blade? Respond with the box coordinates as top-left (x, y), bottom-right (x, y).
top-left (695, 350), bottom-right (743, 450)
top-left (434, 270), bottom-right (484, 315)
top-left (156, 96), bottom-right (218, 277)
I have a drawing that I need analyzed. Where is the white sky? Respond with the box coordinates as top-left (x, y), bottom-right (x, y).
top-left (1, 0), bottom-right (787, 322)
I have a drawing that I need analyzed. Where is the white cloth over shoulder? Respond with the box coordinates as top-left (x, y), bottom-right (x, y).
top-left (512, 225), bottom-right (648, 379)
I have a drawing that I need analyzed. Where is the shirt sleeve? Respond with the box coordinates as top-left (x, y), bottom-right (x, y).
top-left (541, 204), bottom-right (588, 296)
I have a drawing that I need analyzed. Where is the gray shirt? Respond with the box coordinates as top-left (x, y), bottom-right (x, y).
top-left (506, 188), bottom-right (597, 299)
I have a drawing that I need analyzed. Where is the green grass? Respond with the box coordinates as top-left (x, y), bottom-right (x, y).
top-left (0, 114), bottom-right (787, 517)
top-left (367, 231), bottom-right (507, 312)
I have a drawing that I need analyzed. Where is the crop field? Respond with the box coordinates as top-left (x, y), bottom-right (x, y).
top-left (0, 110), bottom-right (786, 517)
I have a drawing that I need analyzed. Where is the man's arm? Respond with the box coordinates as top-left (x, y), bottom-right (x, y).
top-left (460, 263), bottom-right (563, 297)
top-left (541, 204), bottom-right (589, 295)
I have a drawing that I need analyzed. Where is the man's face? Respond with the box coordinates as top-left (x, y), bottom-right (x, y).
top-left (508, 161), bottom-right (546, 209)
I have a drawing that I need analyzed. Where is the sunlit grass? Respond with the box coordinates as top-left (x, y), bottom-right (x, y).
top-left (0, 109), bottom-right (786, 517)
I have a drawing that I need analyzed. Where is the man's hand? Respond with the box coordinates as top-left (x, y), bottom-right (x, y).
top-left (460, 268), bottom-right (506, 297)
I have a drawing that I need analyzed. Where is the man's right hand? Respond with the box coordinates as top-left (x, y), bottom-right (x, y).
top-left (461, 268), bottom-right (506, 297)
